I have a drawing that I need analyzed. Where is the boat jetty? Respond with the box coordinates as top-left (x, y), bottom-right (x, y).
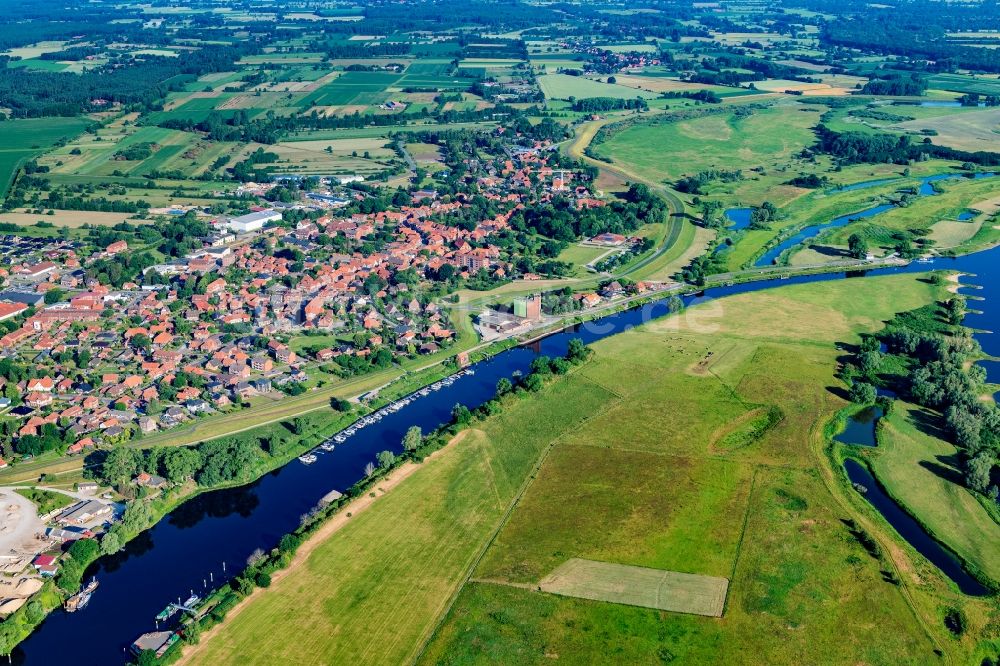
top-left (155, 593), bottom-right (200, 623)
top-left (328, 368), bottom-right (474, 448)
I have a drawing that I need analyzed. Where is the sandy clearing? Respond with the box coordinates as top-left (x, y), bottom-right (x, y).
top-left (0, 489), bottom-right (45, 554)
top-left (538, 558), bottom-right (729, 617)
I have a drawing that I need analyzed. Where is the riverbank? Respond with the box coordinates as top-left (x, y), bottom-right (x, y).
top-left (173, 448), bottom-right (432, 665)
top-left (826, 278), bottom-right (1000, 591)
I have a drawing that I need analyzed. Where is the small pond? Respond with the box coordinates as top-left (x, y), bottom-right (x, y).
top-left (724, 207), bottom-right (753, 231)
top-left (834, 406), bottom-right (882, 447)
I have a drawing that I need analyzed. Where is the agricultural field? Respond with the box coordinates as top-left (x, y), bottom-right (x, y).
top-left (611, 75), bottom-right (739, 97)
top-left (0, 117), bottom-right (90, 196)
top-left (1, 40), bottom-right (69, 59)
top-left (0, 209), bottom-right (142, 228)
top-left (299, 71), bottom-right (402, 107)
top-left (267, 136), bottom-right (400, 176)
top-left (39, 122), bottom-right (207, 178)
top-left (749, 77), bottom-right (860, 96)
top-left (895, 106), bottom-right (1000, 152)
top-left (928, 73), bottom-right (1000, 96)
top-left (538, 74), bottom-right (660, 100)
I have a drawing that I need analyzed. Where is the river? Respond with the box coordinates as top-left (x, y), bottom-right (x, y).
top-left (749, 172), bottom-right (996, 267)
top-left (12, 235), bottom-right (1000, 665)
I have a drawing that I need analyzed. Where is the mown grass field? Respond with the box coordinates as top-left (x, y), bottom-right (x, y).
top-left (538, 558), bottom-right (729, 617)
top-left (0, 209), bottom-right (142, 228)
top-left (537, 74), bottom-right (660, 100)
top-left (867, 402), bottom-right (1000, 582)
top-left (896, 106), bottom-right (1000, 153)
top-left (555, 243), bottom-right (606, 274)
top-left (186, 272), bottom-right (993, 666)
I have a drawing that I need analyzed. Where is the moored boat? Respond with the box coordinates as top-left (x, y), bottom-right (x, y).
top-left (65, 578), bottom-right (99, 612)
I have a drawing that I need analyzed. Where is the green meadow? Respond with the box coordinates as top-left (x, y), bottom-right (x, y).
top-left (538, 74), bottom-right (660, 100)
top-left (592, 102), bottom-right (822, 203)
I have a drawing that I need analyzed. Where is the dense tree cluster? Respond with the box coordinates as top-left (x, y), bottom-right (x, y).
top-left (868, 301), bottom-right (1000, 497)
top-left (0, 42), bottom-right (255, 117)
top-left (823, 12), bottom-right (1000, 72)
top-left (860, 73), bottom-right (927, 96)
top-left (675, 169), bottom-right (743, 194)
top-left (815, 124), bottom-right (1000, 167)
top-left (570, 97), bottom-right (648, 113)
top-left (512, 183), bottom-right (666, 242)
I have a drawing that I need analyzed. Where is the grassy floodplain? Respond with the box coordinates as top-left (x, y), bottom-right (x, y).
top-left (797, 173), bottom-right (1000, 262)
top-left (182, 376), bottom-right (616, 665)
top-left (591, 102), bottom-right (822, 204)
top-left (720, 178), bottom-right (907, 270)
top-left (184, 272), bottom-right (996, 666)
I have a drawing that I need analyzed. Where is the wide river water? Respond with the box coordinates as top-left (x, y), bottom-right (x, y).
top-left (12, 224), bottom-right (1000, 665)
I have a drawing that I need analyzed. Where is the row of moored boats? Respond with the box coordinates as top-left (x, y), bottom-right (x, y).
top-left (298, 368), bottom-right (475, 465)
